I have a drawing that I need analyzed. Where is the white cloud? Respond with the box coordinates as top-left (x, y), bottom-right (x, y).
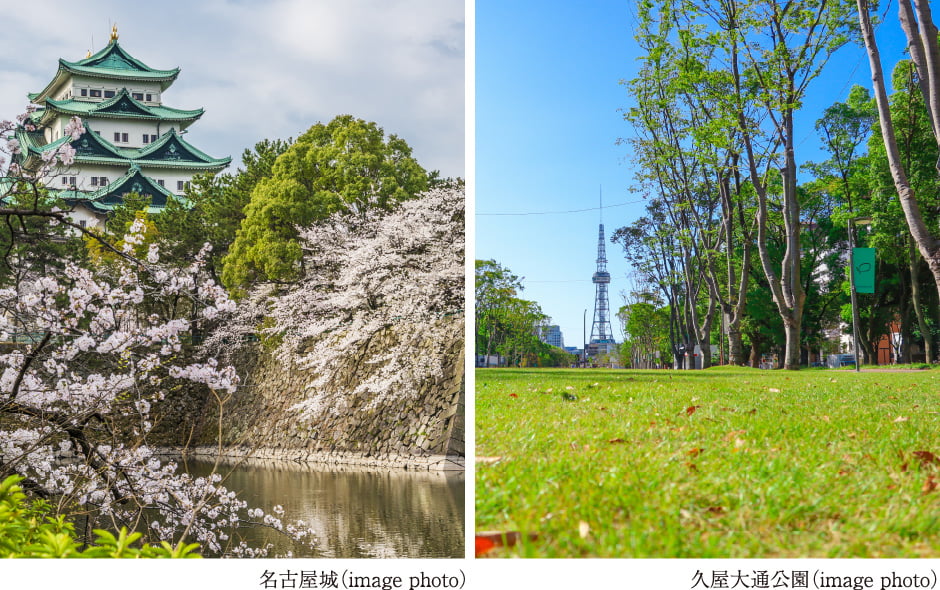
top-left (0, 0), bottom-right (464, 177)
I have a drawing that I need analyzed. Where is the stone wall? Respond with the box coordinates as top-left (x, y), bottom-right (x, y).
top-left (176, 317), bottom-right (464, 470)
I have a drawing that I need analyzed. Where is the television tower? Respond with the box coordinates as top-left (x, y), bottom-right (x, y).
top-left (589, 189), bottom-right (614, 356)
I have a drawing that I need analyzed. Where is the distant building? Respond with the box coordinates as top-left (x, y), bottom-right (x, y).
top-left (539, 324), bottom-right (564, 349)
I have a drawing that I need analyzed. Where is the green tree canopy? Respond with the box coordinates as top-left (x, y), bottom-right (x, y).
top-left (222, 115), bottom-right (430, 291)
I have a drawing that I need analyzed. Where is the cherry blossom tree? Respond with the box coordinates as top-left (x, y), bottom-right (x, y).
top-left (0, 113), bottom-right (314, 556)
top-left (208, 184), bottom-right (464, 421)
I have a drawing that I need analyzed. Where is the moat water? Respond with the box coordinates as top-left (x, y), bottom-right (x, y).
top-left (183, 457), bottom-right (465, 558)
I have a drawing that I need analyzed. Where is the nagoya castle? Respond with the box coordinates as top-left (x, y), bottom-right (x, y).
top-left (17, 25), bottom-right (230, 228)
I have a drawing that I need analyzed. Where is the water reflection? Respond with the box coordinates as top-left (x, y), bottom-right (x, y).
top-left (183, 458), bottom-right (465, 558)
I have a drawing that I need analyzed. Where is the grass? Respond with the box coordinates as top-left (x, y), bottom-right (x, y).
top-left (475, 366), bottom-right (940, 557)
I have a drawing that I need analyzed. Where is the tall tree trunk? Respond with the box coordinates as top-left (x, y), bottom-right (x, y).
top-left (909, 237), bottom-right (934, 362)
top-left (727, 314), bottom-right (745, 366)
top-left (859, 0), bottom-right (940, 303)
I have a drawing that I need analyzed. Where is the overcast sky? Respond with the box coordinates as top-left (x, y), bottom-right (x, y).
top-left (0, 0), bottom-right (465, 178)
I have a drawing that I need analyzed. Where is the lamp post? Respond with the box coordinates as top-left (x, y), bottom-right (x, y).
top-left (849, 216), bottom-right (872, 373)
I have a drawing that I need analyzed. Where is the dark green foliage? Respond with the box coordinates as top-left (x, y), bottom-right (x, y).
top-left (153, 138), bottom-right (291, 281)
top-left (221, 115), bottom-right (430, 291)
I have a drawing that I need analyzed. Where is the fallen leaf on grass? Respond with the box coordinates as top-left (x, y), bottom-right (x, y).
top-left (685, 405), bottom-right (701, 416)
top-left (608, 438), bottom-right (627, 444)
top-left (838, 469), bottom-right (851, 477)
top-left (924, 475), bottom-right (937, 494)
top-left (475, 531), bottom-right (536, 557)
top-left (894, 416), bottom-right (909, 423)
top-left (720, 407), bottom-right (736, 412)
top-left (706, 506), bottom-right (725, 516)
top-left (579, 520), bottom-right (590, 539)
top-left (509, 393), bottom-right (518, 398)
top-left (687, 447), bottom-right (704, 457)
top-left (913, 451), bottom-right (939, 466)
top-left (686, 462), bottom-right (698, 472)
top-left (769, 388), bottom-right (781, 393)
top-left (476, 456), bottom-right (502, 465)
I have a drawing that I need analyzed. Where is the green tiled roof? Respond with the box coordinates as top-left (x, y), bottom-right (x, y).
top-left (50, 163), bottom-right (175, 213)
top-left (19, 123), bottom-right (230, 172)
top-left (30, 41), bottom-right (180, 104)
top-left (42, 89), bottom-right (204, 125)
top-left (64, 41), bottom-right (179, 80)
top-left (130, 128), bottom-right (230, 167)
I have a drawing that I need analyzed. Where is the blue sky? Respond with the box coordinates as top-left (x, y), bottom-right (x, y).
top-left (475, 0), bottom-right (911, 351)
top-left (0, 0), bottom-right (464, 178)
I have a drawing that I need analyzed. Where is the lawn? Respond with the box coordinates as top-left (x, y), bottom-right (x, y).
top-left (475, 366), bottom-right (940, 557)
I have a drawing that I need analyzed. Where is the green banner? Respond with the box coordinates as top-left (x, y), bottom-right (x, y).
top-left (853, 247), bottom-right (876, 294)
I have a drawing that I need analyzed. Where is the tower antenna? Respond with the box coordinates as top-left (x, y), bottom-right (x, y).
top-left (589, 186), bottom-right (614, 361)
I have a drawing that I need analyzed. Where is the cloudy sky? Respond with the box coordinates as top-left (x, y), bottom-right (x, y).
top-left (0, 0), bottom-right (465, 178)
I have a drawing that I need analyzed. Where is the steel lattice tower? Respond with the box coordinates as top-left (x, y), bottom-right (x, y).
top-left (590, 196), bottom-right (614, 353)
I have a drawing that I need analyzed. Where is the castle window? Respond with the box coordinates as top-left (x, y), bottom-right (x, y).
top-left (132, 92), bottom-right (144, 100)
top-left (89, 89), bottom-right (101, 97)
top-left (114, 132), bottom-right (120, 142)
top-left (177, 180), bottom-right (190, 191)
top-left (79, 220), bottom-right (87, 229)
top-left (157, 179), bottom-right (165, 187)
top-left (91, 177), bottom-right (98, 186)
top-left (80, 89), bottom-right (87, 97)
top-left (104, 90), bottom-right (115, 98)
top-left (145, 94), bottom-right (153, 101)
top-left (100, 177), bottom-right (108, 186)
top-left (143, 134), bottom-right (150, 144)
top-left (122, 133), bottom-right (128, 143)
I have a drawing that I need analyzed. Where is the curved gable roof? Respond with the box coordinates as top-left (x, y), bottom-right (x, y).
top-left (42, 89), bottom-right (204, 125)
top-left (29, 41), bottom-right (180, 104)
top-left (88, 163), bottom-right (175, 207)
top-left (132, 129), bottom-right (229, 166)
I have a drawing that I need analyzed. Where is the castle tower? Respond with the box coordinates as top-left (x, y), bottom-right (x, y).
top-left (15, 26), bottom-right (230, 228)
top-left (588, 193), bottom-right (615, 358)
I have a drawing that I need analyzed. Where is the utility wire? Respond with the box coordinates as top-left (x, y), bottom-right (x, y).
top-left (477, 198), bottom-right (645, 216)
